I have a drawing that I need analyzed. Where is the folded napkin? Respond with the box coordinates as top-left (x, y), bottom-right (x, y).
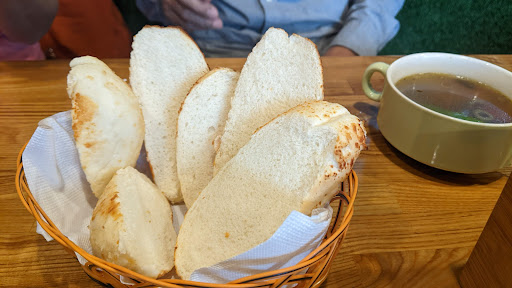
top-left (22, 111), bottom-right (332, 283)
top-left (23, 111), bottom-right (95, 263)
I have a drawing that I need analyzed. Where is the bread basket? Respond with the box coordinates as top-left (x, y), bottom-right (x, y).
top-left (15, 142), bottom-right (358, 288)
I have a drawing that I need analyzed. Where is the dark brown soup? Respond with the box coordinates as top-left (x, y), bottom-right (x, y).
top-left (395, 73), bottom-right (512, 123)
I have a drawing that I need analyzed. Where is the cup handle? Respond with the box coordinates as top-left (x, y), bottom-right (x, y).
top-left (362, 62), bottom-right (390, 102)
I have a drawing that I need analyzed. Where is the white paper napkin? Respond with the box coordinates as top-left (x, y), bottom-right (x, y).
top-left (23, 111), bottom-right (96, 264)
top-left (191, 207), bottom-right (332, 283)
top-left (22, 111), bottom-right (332, 283)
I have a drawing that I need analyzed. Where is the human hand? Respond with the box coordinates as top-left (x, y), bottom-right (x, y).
top-left (324, 46), bottom-right (357, 57)
top-left (161, 0), bottom-right (223, 31)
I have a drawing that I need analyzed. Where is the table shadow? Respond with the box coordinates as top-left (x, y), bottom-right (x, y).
top-left (353, 102), bottom-right (505, 186)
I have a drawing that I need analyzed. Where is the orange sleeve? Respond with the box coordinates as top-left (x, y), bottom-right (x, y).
top-left (40, 0), bottom-right (132, 59)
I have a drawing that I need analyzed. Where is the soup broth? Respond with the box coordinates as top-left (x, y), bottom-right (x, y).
top-left (395, 73), bottom-right (512, 123)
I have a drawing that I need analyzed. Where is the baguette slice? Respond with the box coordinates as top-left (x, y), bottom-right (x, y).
top-left (130, 26), bottom-right (209, 203)
top-left (67, 56), bottom-right (144, 198)
top-left (177, 68), bottom-right (239, 208)
top-left (90, 166), bottom-right (177, 278)
top-left (175, 101), bottom-right (367, 280)
top-left (213, 27), bottom-right (324, 173)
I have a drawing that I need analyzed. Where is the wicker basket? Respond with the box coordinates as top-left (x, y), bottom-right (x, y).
top-left (15, 143), bottom-right (358, 288)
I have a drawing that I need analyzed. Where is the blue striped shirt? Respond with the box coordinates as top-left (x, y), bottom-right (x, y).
top-left (137, 0), bottom-right (404, 57)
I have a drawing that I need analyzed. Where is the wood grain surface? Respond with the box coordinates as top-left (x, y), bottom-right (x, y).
top-left (459, 173), bottom-right (512, 288)
top-left (1, 56), bottom-right (511, 288)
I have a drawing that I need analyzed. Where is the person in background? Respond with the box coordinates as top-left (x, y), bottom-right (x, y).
top-left (136, 0), bottom-right (404, 57)
top-left (40, 0), bottom-right (133, 59)
top-left (0, 0), bottom-right (58, 61)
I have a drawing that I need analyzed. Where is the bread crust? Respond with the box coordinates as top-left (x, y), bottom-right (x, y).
top-left (130, 26), bottom-right (209, 203)
top-left (175, 100), bottom-right (366, 279)
top-left (90, 167), bottom-right (176, 278)
top-left (176, 67), bottom-right (239, 208)
top-left (213, 27), bottom-right (324, 174)
top-left (136, 25), bottom-right (210, 71)
top-left (68, 56), bottom-right (145, 198)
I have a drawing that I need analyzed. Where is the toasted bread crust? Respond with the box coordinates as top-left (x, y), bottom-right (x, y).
top-left (68, 56), bottom-right (145, 198)
top-left (175, 100), bottom-right (366, 279)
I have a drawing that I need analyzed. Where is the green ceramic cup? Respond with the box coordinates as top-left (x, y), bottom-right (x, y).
top-left (362, 52), bottom-right (512, 173)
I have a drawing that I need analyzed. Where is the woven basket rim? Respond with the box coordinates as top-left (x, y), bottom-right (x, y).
top-left (15, 142), bottom-right (358, 287)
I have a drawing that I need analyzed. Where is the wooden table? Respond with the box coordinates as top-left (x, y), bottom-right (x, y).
top-left (1, 56), bottom-right (511, 287)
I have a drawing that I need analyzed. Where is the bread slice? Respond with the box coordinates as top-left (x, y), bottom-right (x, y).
top-left (67, 56), bottom-right (144, 198)
top-left (213, 27), bottom-right (324, 174)
top-left (130, 26), bottom-right (209, 203)
top-left (90, 166), bottom-right (177, 278)
top-left (176, 68), bottom-right (239, 208)
top-left (175, 101), bottom-right (367, 280)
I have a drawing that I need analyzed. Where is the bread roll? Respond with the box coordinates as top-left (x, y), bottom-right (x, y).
top-left (90, 166), bottom-right (176, 278)
top-left (176, 68), bottom-right (239, 208)
top-left (213, 27), bottom-right (324, 174)
top-left (67, 56), bottom-right (144, 198)
top-left (175, 101), bottom-right (366, 280)
top-left (130, 26), bottom-right (209, 203)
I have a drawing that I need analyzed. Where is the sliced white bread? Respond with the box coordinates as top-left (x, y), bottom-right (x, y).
top-left (176, 68), bottom-right (239, 208)
top-left (213, 27), bottom-right (324, 174)
top-left (67, 56), bottom-right (144, 198)
top-left (175, 101), bottom-right (367, 280)
top-left (130, 26), bottom-right (209, 203)
top-left (90, 166), bottom-right (177, 278)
